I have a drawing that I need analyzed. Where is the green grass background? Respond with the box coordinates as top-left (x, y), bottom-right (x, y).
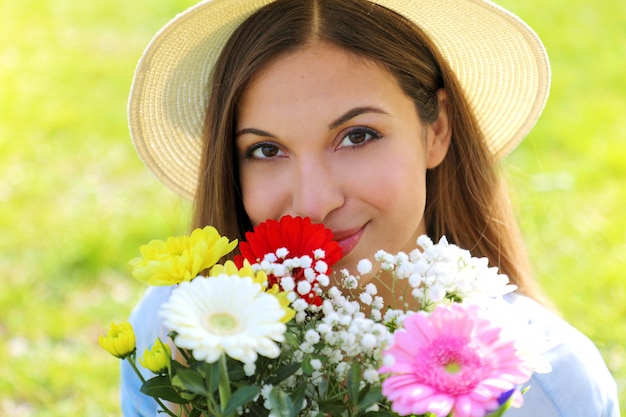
top-left (0, 0), bottom-right (623, 415)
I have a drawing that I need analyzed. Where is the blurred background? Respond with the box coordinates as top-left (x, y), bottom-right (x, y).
top-left (0, 0), bottom-right (624, 415)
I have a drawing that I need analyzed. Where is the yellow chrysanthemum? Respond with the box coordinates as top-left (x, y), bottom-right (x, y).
top-left (210, 260), bottom-right (295, 323)
top-left (139, 338), bottom-right (171, 374)
top-left (130, 226), bottom-right (237, 285)
top-left (210, 259), bottom-right (264, 284)
top-left (99, 322), bottom-right (136, 359)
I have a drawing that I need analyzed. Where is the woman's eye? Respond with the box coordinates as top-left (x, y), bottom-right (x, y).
top-left (246, 142), bottom-right (284, 159)
top-left (338, 127), bottom-right (381, 149)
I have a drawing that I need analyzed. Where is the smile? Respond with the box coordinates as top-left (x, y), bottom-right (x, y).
top-left (332, 225), bottom-right (365, 256)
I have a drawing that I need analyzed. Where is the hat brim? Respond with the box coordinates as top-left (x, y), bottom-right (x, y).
top-left (128, 0), bottom-right (550, 201)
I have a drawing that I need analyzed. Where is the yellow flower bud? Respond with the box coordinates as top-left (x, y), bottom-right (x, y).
top-left (130, 226), bottom-right (238, 286)
top-left (139, 338), bottom-right (171, 374)
top-left (99, 322), bottom-right (136, 359)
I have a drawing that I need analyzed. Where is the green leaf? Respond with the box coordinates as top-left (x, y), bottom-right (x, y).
top-left (140, 375), bottom-right (187, 404)
top-left (361, 410), bottom-right (392, 417)
top-left (360, 412), bottom-right (396, 417)
top-left (346, 361), bottom-right (361, 407)
top-left (196, 360), bottom-right (221, 394)
top-left (188, 408), bottom-right (203, 417)
top-left (247, 404), bottom-right (272, 416)
top-left (222, 385), bottom-right (262, 416)
top-left (266, 362), bottom-right (301, 385)
top-left (283, 330), bottom-right (300, 348)
top-left (227, 363), bottom-right (247, 381)
top-left (269, 388), bottom-right (299, 417)
top-left (301, 356), bottom-right (314, 376)
top-left (171, 368), bottom-right (208, 396)
top-left (357, 386), bottom-right (384, 412)
top-left (179, 390), bottom-right (199, 401)
top-left (290, 382), bottom-right (307, 410)
top-left (317, 398), bottom-right (348, 415)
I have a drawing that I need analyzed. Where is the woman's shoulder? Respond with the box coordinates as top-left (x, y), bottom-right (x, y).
top-left (504, 293), bottom-right (620, 417)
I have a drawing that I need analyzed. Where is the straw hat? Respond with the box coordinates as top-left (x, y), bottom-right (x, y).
top-left (129, 0), bottom-right (550, 201)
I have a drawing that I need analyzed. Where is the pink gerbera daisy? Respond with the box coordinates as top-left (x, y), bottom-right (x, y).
top-left (379, 304), bottom-right (531, 417)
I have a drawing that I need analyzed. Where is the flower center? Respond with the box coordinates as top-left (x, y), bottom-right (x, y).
top-left (206, 312), bottom-right (239, 335)
top-left (416, 336), bottom-right (488, 395)
top-left (444, 361), bottom-right (462, 374)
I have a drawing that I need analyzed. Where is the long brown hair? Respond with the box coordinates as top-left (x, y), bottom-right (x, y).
top-left (193, 0), bottom-right (548, 303)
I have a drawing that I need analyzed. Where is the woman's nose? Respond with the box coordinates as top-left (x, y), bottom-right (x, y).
top-left (288, 158), bottom-right (344, 224)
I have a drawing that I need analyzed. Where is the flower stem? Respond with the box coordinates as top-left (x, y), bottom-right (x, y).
top-left (126, 354), bottom-right (178, 417)
top-left (126, 353), bottom-right (146, 384)
top-left (217, 355), bottom-right (233, 417)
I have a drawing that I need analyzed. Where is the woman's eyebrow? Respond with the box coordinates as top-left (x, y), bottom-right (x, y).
top-left (235, 127), bottom-right (276, 138)
top-left (328, 106), bottom-right (388, 130)
top-left (236, 106), bottom-right (388, 137)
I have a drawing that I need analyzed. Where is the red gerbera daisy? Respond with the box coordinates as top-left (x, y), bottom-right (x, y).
top-left (234, 216), bottom-right (343, 305)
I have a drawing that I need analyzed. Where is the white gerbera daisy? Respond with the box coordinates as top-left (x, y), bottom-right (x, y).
top-left (159, 274), bottom-right (287, 364)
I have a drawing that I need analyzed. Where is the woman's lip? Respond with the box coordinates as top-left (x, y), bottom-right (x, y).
top-left (333, 226), bottom-right (365, 256)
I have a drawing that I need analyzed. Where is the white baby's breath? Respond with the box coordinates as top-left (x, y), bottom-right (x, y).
top-left (280, 276), bottom-right (295, 292)
top-left (297, 280), bottom-right (312, 296)
top-left (304, 268), bottom-right (316, 282)
top-left (317, 274), bottom-right (330, 286)
top-left (295, 310), bottom-right (307, 323)
top-left (263, 253), bottom-right (278, 263)
top-left (292, 299), bottom-right (308, 312)
top-left (363, 368), bottom-right (380, 384)
top-left (310, 358), bottom-right (322, 370)
top-left (359, 292), bottom-right (373, 305)
top-left (372, 296), bottom-right (384, 310)
top-left (357, 259), bottom-right (373, 274)
top-left (304, 329), bottom-right (321, 344)
top-left (371, 235), bottom-right (518, 311)
top-left (343, 275), bottom-right (358, 289)
top-left (364, 283), bottom-right (377, 295)
top-left (315, 260), bottom-right (328, 273)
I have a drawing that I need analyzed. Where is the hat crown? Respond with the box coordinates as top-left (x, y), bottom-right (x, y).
top-left (129, 0), bottom-right (550, 200)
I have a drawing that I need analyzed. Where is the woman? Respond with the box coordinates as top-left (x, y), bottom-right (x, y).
top-left (122, 0), bottom-right (619, 415)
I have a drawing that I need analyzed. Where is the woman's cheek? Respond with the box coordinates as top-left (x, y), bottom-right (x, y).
top-left (241, 168), bottom-right (284, 225)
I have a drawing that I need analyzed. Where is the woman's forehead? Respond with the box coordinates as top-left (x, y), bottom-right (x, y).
top-left (237, 42), bottom-right (407, 127)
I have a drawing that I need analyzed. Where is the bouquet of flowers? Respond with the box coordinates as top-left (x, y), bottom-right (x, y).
top-left (100, 216), bottom-right (551, 417)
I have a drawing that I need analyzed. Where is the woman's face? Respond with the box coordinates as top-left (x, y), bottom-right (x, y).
top-left (236, 41), bottom-right (450, 273)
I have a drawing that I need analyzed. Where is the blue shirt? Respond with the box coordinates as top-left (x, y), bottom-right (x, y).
top-left (120, 286), bottom-right (620, 416)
